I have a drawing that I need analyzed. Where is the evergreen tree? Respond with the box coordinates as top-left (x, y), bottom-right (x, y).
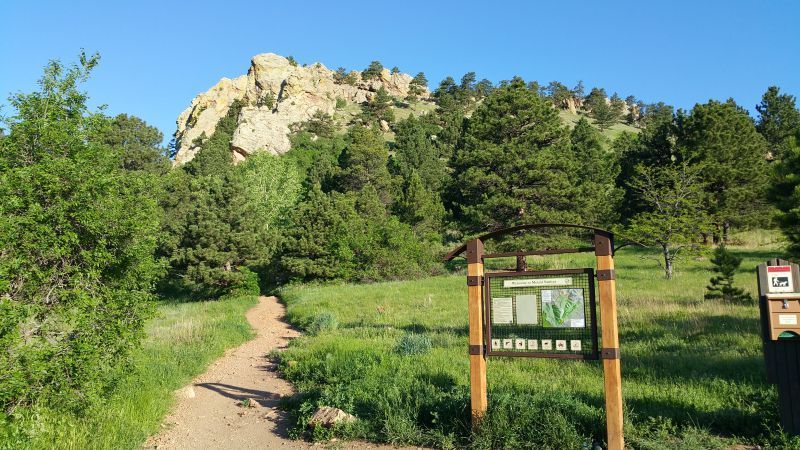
top-left (335, 125), bottom-right (392, 203)
top-left (680, 99), bottom-right (770, 241)
top-left (406, 72), bottom-right (428, 102)
top-left (615, 103), bottom-right (678, 221)
top-left (570, 118), bottom-right (621, 225)
top-left (279, 186), bottom-right (438, 283)
top-left (546, 81), bottom-right (572, 109)
top-left (390, 115), bottom-right (448, 194)
top-left (396, 171), bottom-right (445, 241)
top-left (756, 86), bottom-right (800, 160)
top-left (362, 60), bottom-right (384, 80)
top-left (585, 87), bottom-right (620, 130)
top-left (362, 86), bottom-right (395, 124)
top-left (705, 245), bottom-right (753, 303)
top-left (183, 99), bottom-right (244, 177)
top-left (770, 143), bottom-right (800, 257)
top-left (98, 113), bottom-right (169, 173)
top-left (448, 77), bottom-right (579, 233)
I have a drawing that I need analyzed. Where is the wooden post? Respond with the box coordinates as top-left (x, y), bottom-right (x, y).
top-left (595, 231), bottom-right (624, 450)
top-left (467, 238), bottom-right (488, 427)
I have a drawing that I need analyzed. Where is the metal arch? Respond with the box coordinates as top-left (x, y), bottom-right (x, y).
top-left (443, 223), bottom-right (640, 261)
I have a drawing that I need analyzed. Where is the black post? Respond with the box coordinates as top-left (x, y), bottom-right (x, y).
top-left (758, 259), bottom-right (800, 435)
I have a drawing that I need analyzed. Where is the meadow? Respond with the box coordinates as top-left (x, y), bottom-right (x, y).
top-left (1, 295), bottom-right (257, 449)
top-left (278, 230), bottom-right (799, 449)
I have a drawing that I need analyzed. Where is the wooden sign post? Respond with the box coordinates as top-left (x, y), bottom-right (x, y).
top-left (466, 239), bottom-right (488, 425)
top-left (445, 224), bottom-right (626, 448)
top-left (595, 231), bottom-right (624, 450)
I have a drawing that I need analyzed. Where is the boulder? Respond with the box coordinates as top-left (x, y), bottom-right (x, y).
top-left (308, 406), bottom-right (356, 428)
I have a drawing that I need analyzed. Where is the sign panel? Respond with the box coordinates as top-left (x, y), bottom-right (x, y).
top-left (484, 268), bottom-right (599, 359)
top-left (768, 266), bottom-right (795, 293)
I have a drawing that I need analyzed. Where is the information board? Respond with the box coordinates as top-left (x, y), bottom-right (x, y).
top-left (485, 268), bottom-right (599, 359)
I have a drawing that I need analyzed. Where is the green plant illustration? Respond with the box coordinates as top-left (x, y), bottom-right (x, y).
top-left (542, 289), bottom-right (583, 327)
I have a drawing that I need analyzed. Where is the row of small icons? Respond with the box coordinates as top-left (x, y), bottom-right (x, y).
top-left (491, 338), bottom-right (582, 352)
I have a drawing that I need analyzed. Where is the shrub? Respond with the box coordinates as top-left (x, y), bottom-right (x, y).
top-left (394, 333), bottom-right (432, 356)
top-left (335, 97), bottom-right (347, 109)
top-left (308, 311), bottom-right (338, 334)
top-left (0, 53), bottom-right (161, 414)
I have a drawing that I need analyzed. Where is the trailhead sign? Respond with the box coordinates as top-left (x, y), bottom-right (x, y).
top-left (486, 268), bottom-right (599, 359)
top-left (444, 223), bottom-right (629, 450)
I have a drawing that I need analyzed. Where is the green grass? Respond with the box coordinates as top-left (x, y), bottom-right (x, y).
top-left (4, 295), bottom-right (258, 450)
top-left (559, 109), bottom-right (640, 141)
top-left (277, 231), bottom-right (800, 449)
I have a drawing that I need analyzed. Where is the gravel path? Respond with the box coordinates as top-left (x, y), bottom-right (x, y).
top-left (147, 295), bottom-right (420, 450)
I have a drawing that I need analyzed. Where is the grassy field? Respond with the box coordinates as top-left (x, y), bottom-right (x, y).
top-left (2, 295), bottom-right (257, 450)
top-left (277, 231), bottom-right (799, 449)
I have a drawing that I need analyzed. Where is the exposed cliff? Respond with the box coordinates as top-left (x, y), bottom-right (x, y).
top-left (173, 53), bottom-right (429, 165)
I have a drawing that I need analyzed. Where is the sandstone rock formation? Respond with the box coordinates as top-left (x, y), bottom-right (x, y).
top-left (173, 53), bottom-right (429, 165)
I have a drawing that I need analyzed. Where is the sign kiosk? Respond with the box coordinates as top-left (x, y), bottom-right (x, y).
top-left (445, 224), bottom-right (632, 450)
top-left (758, 259), bottom-right (800, 434)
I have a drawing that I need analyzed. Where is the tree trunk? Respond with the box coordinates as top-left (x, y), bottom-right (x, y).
top-left (723, 221), bottom-right (731, 244)
top-left (701, 233), bottom-right (709, 245)
top-left (662, 244), bottom-right (673, 279)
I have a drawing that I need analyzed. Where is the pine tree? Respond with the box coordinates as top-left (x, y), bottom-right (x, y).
top-left (397, 171), bottom-right (445, 241)
top-left (335, 125), bottom-right (392, 203)
top-left (680, 99), bottom-right (770, 241)
top-left (585, 87), bottom-right (620, 130)
top-left (448, 77), bottom-right (579, 233)
top-left (770, 144), bottom-right (800, 258)
top-left (362, 60), bottom-right (384, 80)
top-left (391, 115), bottom-right (448, 194)
top-left (363, 86), bottom-right (394, 124)
top-left (756, 86), bottom-right (800, 160)
top-left (705, 245), bottom-right (753, 303)
top-left (570, 118), bottom-right (621, 225)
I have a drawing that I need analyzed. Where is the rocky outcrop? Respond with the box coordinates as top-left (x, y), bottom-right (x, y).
top-left (173, 53), bottom-right (429, 165)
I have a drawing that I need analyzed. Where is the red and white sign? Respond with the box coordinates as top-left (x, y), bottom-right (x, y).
top-left (768, 266), bottom-right (795, 293)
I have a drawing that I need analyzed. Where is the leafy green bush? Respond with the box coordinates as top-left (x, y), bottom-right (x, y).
top-left (308, 311), bottom-right (339, 334)
top-left (395, 333), bottom-right (432, 356)
top-left (335, 97), bottom-right (347, 109)
top-left (0, 53), bottom-right (161, 415)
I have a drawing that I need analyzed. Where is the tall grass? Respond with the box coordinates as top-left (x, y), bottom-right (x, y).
top-left (2, 295), bottom-right (257, 449)
top-left (278, 232), bottom-right (800, 449)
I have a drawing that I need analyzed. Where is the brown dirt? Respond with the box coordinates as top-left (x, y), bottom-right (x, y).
top-left (147, 295), bottom-right (421, 450)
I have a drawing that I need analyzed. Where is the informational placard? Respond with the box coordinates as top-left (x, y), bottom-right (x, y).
top-left (484, 268), bottom-right (599, 359)
top-left (768, 266), bottom-right (795, 293)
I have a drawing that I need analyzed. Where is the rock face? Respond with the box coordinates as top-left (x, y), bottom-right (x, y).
top-left (173, 53), bottom-right (429, 165)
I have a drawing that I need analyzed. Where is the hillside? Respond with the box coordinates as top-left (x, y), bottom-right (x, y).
top-left (172, 53), bottom-right (640, 165)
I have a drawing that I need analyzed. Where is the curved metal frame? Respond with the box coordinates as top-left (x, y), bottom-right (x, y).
top-left (444, 223), bottom-right (637, 261)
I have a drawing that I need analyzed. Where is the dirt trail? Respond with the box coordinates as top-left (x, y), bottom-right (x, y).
top-left (148, 295), bottom-right (417, 450)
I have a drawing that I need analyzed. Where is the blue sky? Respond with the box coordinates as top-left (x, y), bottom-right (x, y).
top-left (2, 1), bottom-right (799, 144)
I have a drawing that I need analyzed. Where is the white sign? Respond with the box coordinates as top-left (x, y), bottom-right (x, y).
top-left (768, 266), bottom-right (795, 293)
top-left (503, 277), bottom-right (573, 288)
top-left (515, 339), bottom-right (525, 350)
top-left (779, 314), bottom-right (798, 326)
top-left (527, 339), bottom-right (538, 350)
top-left (570, 340), bottom-right (582, 351)
top-left (492, 297), bottom-right (514, 324)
